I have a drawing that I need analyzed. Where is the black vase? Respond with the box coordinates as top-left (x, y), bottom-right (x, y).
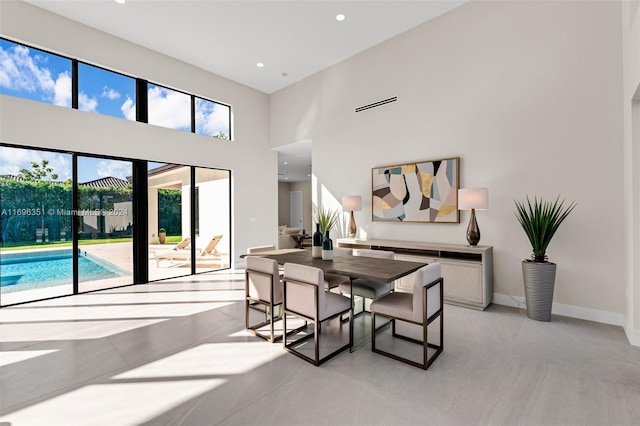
top-left (322, 231), bottom-right (333, 260)
top-left (312, 223), bottom-right (323, 258)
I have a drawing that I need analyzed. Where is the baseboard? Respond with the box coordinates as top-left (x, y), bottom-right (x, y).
top-left (492, 293), bottom-right (625, 326)
top-left (624, 323), bottom-right (640, 347)
top-left (492, 293), bottom-right (526, 309)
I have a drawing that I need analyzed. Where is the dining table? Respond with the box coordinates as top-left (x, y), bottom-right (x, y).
top-left (256, 249), bottom-right (428, 351)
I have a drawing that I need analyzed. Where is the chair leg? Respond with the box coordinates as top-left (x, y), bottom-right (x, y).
top-left (371, 312), bottom-right (442, 370)
top-left (246, 299), bottom-right (284, 343)
top-left (284, 310), bottom-right (351, 366)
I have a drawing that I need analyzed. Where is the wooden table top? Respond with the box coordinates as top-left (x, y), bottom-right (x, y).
top-left (261, 250), bottom-right (427, 282)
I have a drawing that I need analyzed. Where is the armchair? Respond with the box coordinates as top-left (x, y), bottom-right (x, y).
top-left (370, 263), bottom-right (443, 369)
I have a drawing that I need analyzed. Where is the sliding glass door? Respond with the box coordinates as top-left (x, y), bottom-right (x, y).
top-left (0, 146), bottom-right (73, 306)
top-left (77, 156), bottom-right (134, 292)
top-left (194, 167), bottom-right (231, 273)
top-left (1, 144), bottom-right (232, 306)
top-left (148, 163), bottom-right (192, 281)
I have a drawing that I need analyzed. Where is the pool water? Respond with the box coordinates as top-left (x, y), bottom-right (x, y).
top-left (0, 249), bottom-right (128, 292)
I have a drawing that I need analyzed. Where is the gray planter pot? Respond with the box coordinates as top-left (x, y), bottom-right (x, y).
top-left (522, 260), bottom-right (557, 322)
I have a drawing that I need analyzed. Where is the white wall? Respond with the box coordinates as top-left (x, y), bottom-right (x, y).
top-left (0, 1), bottom-right (279, 264)
top-left (196, 179), bottom-right (231, 254)
top-left (270, 1), bottom-right (628, 326)
top-left (622, 0), bottom-right (640, 345)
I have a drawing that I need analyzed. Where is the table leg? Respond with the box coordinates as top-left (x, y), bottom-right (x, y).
top-left (349, 277), bottom-right (355, 352)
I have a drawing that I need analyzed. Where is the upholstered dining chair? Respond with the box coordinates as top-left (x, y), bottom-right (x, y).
top-left (324, 247), bottom-right (352, 292)
top-left (339, 248), bottom-right (395, 314)
top-left (247, 245), bottom-right (283, 276)
top-left (282, 262), bottom-right (352, 366)
top-left (245, 256), bottom-right (284, 342)
top-left (246, 245), bottom-right (276, 254)
top-left (370, 263), bottom-right (443, 369)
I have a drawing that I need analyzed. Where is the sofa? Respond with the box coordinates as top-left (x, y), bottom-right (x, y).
top-left (278, 226), bottom-right (302, 249)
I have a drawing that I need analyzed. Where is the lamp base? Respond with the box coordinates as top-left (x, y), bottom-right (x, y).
top-left (348, 211), bottom-right (357, 239)
top-left (466, 209), bottom-right (481, 246)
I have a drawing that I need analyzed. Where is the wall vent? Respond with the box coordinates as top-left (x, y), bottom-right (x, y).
top-left (355, 96), bottom-right (398, 113)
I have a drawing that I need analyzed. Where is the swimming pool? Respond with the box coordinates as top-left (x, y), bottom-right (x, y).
top-left (0, 249), bottom-right (129, 292)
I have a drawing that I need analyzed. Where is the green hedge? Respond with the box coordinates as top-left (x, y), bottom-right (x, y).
top-left (1, 178), bottom-right (183, 244)
top-left (158, 188), bottom-right (182, 235)
top-left (0, 178), bottom-right (132, 244)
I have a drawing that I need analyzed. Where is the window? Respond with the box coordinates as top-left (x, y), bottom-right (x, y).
top-left (78, 63), bottom-right (136, 120)
top-left (148, 162), bottom-right (192, 281)
top-left (194, 167), bottom-right (231, 273)
top-left (148, 84), bottom-right (191, 132)
top-left (195, 97), bottom-right (231, 140)
top-left (0, 38), bottom-right (72, 107)
top-left (77, 156), bottom-right (134, 293)
top-left (1, 38), bottom-right (233, 140)
top-left (0, 145), bottom-right (73, 305)
top-left (1, 143), bottom-right (232, 306)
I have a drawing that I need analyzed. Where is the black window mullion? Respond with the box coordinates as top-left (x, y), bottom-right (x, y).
top-left (136, 79), bottom-right (148, 123)
top-left (190, 167), bottom-right (197, 275)
top-left (71, 60), bottom-right (78, 109)
top-left (132, 160), bottom-right (148, 284)
top-left (72, 154), bottom-right (79, 294)
top-left (228, 106), bottom-right (232, 140)
top-left (191, 95), bottom-right (196, 133)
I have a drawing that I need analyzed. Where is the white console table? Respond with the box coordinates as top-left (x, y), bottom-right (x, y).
top-left (337, 238), bottom-right (493, 310)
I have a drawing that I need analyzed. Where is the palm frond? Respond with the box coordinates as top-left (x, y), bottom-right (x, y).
top-left (313, 206), bottom-right (340, 236)
top-left (514, 195), bottom-right (576, 262)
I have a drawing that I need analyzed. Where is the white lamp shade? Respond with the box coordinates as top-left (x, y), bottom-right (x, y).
top-left (342, 195), bottom-right (362, 211)
top-left (458, 188), bottom-right (489, 210)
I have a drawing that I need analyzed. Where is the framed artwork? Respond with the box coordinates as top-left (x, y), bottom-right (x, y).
top-left (372, 157), bottom-right (459, 223)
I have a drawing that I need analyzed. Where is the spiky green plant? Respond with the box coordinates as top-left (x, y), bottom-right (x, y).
top-left (514, 196), bottom-right (576, 263)
top-left (313, 206), bottom-right (340, 236)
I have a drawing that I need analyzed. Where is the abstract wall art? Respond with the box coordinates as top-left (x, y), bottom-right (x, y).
top-left (372, 157), bottom-right (460, 223)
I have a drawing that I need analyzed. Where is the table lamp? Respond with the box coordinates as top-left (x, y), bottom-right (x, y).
top-left (342, 195), bottom-right (362, 239)
top-left (458, 188), bottom-right (489, 246)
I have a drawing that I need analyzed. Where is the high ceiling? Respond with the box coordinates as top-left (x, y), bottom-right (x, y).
top-left (21, 0), bottom-right (469, 180)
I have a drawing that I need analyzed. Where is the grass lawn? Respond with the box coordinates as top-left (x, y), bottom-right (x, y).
top-left (0, 235), bottom-right (184, 252)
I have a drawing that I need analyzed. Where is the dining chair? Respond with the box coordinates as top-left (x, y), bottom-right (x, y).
top-left (370, 263), bottom-right (443, 369)
top-left (247, 245), bottom-right (276, 254)
top-left (245, 256), bottom-right (284, 342)
top-left (324, 247), bottom-right (352, 291)
top-left (339, 248), bottom-right (395, 314)
top-left (282, 262), bottom-right (352, 366)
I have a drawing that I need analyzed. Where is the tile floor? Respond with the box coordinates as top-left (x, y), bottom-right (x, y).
top-left (0, 270), bottom-right (639, 426)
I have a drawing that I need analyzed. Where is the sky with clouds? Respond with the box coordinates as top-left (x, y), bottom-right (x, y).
top-left (1, 39), bottom-right (231, 182)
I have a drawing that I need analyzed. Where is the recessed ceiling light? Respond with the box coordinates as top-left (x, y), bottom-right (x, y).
top-left (336, 13), bottom-right (346, 21)
top-left (284, 161), bottom-right (288, 165)
top-left (257, 62), bottom-right (264, 68)
top-left (115, 0), bottom-right (126, 4)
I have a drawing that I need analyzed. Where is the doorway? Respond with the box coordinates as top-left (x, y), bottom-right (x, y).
top-left (290, 190), bottom-right (303, 229)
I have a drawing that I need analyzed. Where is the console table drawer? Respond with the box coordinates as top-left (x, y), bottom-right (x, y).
top-left (395, 255), bottom-right (483, 305)
top-left (439, 259), bottom-right (483, 304)
top-left (339, 238), bottom-right (493, 310)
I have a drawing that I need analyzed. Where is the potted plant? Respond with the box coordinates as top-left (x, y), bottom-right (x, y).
top-left (514, 195), bottom-right (576, 321)
top-left (313, 206), bottom-right (340, 260)
top-left (158, 227), bottom-right (167, 244)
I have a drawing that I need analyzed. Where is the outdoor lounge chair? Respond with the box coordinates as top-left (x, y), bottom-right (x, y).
top-left (154, 237), bottom-right (193, 267)
top-left (35, 228), bottom-right (49, 243)
top-left (200, 235), bottom-right (223, 257)
top-left (195, 235), bottom-right (229, 267)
